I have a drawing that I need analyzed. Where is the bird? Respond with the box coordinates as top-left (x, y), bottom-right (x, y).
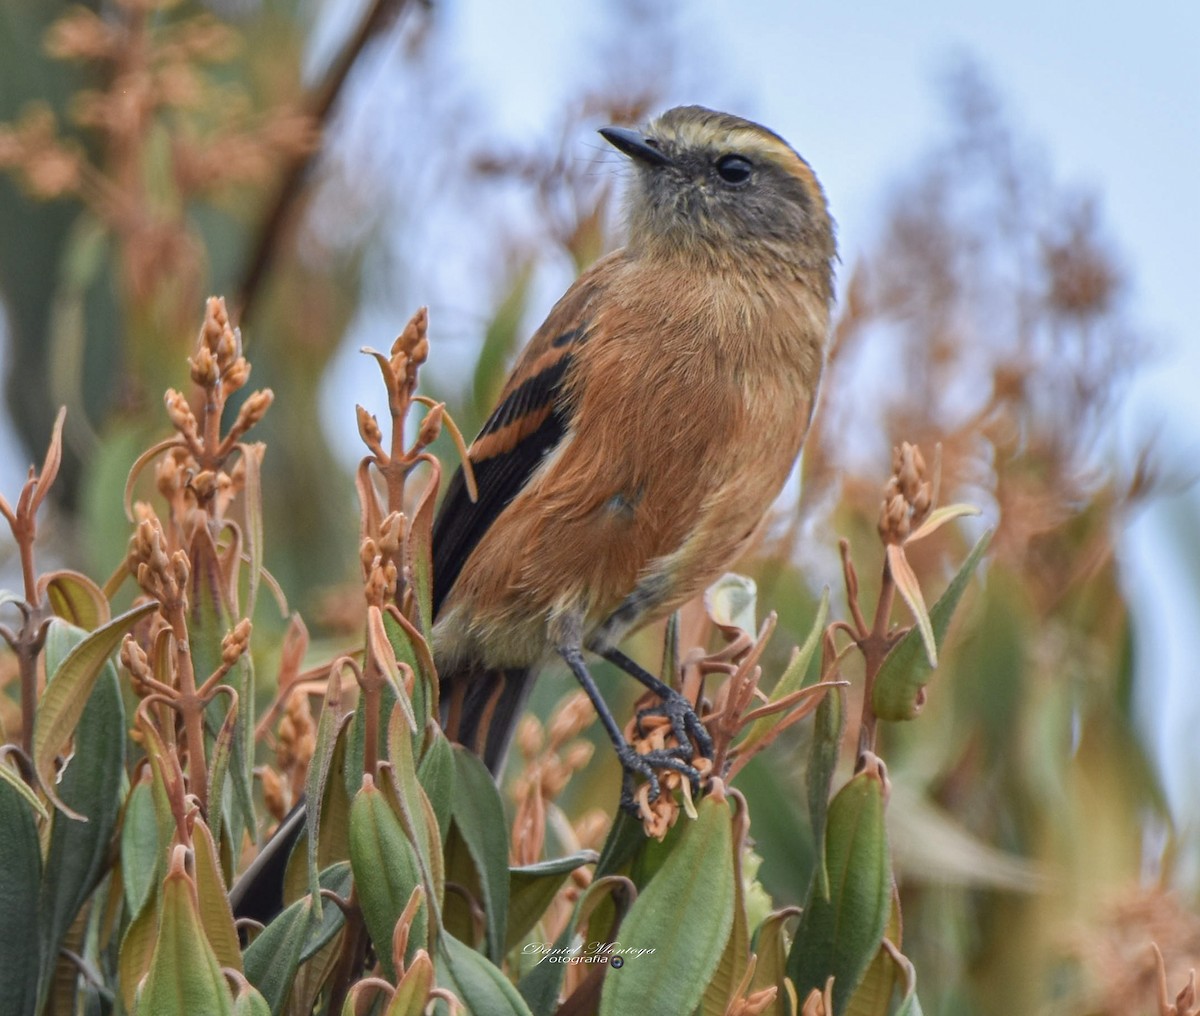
top-left (433, 104), bottom-right (836, 807)
top-left (230, 105), bottom-right (834, 921)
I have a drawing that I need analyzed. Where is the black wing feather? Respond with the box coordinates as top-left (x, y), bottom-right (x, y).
top-left (431, 347), bottom-right (575, 618)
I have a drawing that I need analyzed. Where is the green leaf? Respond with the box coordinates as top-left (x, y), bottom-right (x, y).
top-left (845, 939), bottom-right (919, 1016)
top-left (137, 855), bottom-right (234, 1015)
top-left (749, 909), bottom-right (800, 1016)
top-left (600, 794), bottom-right (737, 1016)
top-left (239, 442), bottom-right (266, 621)
top-left (706, 572), bottom-right (759, 636)
top-left (192, 817), bottom-right (242, 973)
top-left (888, 544), bottom-right (937, 666)
top-left (515, 874), bottom-right (635, 1015)
top-left (594, 809), bottom-right (647, 879)
top-left (872, 531), bottom-right (992, 722)
top-left (232, 980), bottom-right (273, 1016)
top-left (808, 683), bottom-right (848, 899)
top-left (121, 776), bottom-right (160, 918)
top-left (206, 691), bottom-right (239, 849)
top-left (304, 670), bottom-right (348, 917)
top-left (33, 603), bottom-right (157, 819)
top-left (417, 724), bottom-right (455, 845)
top-left (38, 620), bottom-right (129, 1009)
top-left (739, 590), bottom-right (829, 758)
top-left (349, 776), bottom-right (426, 980)
top-left (40, 568), bottom-right (110, 629)
top-left (387, 952), bottom-right (436, 1016)
top-left (506, 851), bottom-right (599, 953)
top-left (242, 895), bottom-right (317, 1011)
top-left (0, 776), bottom-right (42, 1016)
top-left (788, 762), bottom-right (892, 1014)
top-left (449, 745), bottom-right (510, 962)
top-left (119, 887), bottom-right (160, 1013)
top-left (700, 831), bottom-right (751, 1016)
top-left (188, 525), bottom-right (256, 848)
top-left (438, 931), bottom-right (534, 1016)
top-left (243, 861), bottom-right (352, 999)
top-left (0, 758), bottom-right (48, 823)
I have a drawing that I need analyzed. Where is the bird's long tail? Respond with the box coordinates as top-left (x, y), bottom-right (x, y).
top-left (231, 667), bottom-right (533, 923)
top-left (440, 666), bottom-right (536, 774)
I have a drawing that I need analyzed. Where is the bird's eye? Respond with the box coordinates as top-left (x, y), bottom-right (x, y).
top-left (715, 154), bottom-right (753, 185)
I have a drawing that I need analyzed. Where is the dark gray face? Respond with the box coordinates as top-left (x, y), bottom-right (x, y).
top-left (636, 141), bottom-right (827, 262)
top-left (610, 107), bottom-right (836, 273)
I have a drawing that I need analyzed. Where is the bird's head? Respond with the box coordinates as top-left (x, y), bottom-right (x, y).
top-left (601, 105), bottom-right (835, 284)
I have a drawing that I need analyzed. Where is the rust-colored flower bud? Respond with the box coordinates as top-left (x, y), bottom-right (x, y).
top-left (189, 345), bottom-right (218, 387)
top-left (417, 402), bottom-right (444, 447)
top-left (221, 618), bottom-right (252, 666)
top-left (517, 715), bottom-right (544, 759)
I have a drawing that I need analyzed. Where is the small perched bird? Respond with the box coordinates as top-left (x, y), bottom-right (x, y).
top-left (231, 106), bottom-right (834, 921)
top-left (434, 105), bottom-right (836, 805)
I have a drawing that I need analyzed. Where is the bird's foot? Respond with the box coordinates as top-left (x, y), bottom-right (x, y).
top-left (634, 687), bottom-right (714, 763)
top-left (616, 742), bottom-right (705, 817)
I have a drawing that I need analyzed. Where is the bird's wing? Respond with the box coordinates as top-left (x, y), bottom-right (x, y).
top-left (431, 257), bottom-right (614, 618)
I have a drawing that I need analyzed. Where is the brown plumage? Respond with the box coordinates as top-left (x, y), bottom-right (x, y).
top-left (432, 105), bottom-right (836, 802)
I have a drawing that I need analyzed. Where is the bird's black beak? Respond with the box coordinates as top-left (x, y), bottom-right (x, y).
top-left (599, 126), bottom-right (672, 167)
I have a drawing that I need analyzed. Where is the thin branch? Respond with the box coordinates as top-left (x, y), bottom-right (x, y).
top-left (235, 0), bottom-right (414, 325)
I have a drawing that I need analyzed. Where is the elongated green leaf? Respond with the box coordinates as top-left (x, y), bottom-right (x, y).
top-left (700, 831), bottom-right (751, 1016)
top-left (304, 670), bottom-right (348, 917)
top-left (0, 777), bottom-right (42, 1016)
top-left (872, 531), bottom-right (992, 721)
top-left (192, 817), bottom-right (242, 973)
top-left (242, 894), bottom-right (317, 1011)
top-left (845, 938), bottom-right (919, 1016)
top-left (417, 724), bottom-right (455, 845)
top-left (118, 888), bottom-right (159, 1013)
top-left (239, 441), bottom-right (265, 620)
top-left (41, 569), bottom-right (110, 629)
top-left (788, 762), bottom-right (892, 1014)
top-left (749, 909), bottom-right (800, 1016)
top-left (232, 980), bottom-right (273, 1016)
top-left (121, 776), bottom-right (160, 917)
top-left (0, 759), bottom-right (48, 822)
top-left (244, 861), bottom-right (351, 999)
top-left (506, 851), bottom-right (598, 952)
top-left (188, 525), bottom-right (256, 847)
top-left (515, 874), bottom-right (635, 1015)
top-left (600, 795), bottom-right (737, 1016)
top-left (33, 603), bottom-right (157, 819)
top-left (38, 621), bottom-right (128, 1009)
top-left (137, 855), bottom-right (234, 1015)
top-left (385, 703), bottom-right (444, 934)
top-left (449, 745), bottom-right (510, 962)
top-left (349, 776), bottom-right (426, 980)
top-left (738, 591), bottom-right (829, 757)
top-left (438, 931), bottom-right (533, 1016)
top-left (594, 809), bottom-right (646, 879)
top-left (206, 690), bottom-right (239, 849)
top-left (808, 683), bottom-right (847, 899)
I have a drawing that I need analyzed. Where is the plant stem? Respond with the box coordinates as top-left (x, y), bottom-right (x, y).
top-left (857, 557), bottom-right (897, 756)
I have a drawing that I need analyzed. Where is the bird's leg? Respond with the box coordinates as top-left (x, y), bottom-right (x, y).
top-left (557, 643), bottom-right (703, 815)
top-left (601, 647), bottom-right (714, 763)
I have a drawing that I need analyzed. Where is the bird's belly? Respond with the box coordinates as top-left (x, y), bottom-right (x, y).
top-left (433, 388), bottom-right (806, 670)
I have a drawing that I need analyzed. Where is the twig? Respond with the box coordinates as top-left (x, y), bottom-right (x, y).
top-left (235, 0), bottom-right (414, 325)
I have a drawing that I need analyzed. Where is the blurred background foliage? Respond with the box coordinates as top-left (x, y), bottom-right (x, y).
top-left (0, 1), bottom-right (1196, 1014)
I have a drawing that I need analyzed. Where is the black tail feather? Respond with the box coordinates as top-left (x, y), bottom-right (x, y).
top-left (441, 666), bottom-right (536, 774)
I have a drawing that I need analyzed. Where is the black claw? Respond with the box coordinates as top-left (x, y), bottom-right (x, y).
top-left (633, 687), bottom-right (713, 763)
